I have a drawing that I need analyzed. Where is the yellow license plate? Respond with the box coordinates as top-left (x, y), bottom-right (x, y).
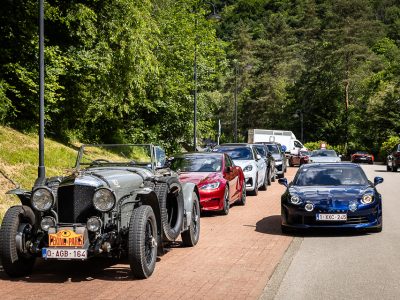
top-left (49, 229), bottom-right (84, 247)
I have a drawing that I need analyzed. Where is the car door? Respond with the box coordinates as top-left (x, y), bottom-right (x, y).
top-left (253, 147), bottom-right (265, 186)
top-left (224, 154), bottom-right (239, 201)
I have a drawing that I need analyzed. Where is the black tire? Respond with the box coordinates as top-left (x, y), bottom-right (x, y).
top-left (393, 166), bottom-right (398, 172)
top-left (249, 176), bottom-right (258, 196)
top-left (181, 192), bottom-right (201, 247)
top-left (271, 171), bottom-right (276, 182)
top-left (154, 177), bottom-right (184, 242)
top-left (386, 165), bottom-right (391, 171)
top-left (281, 225), bottom-right (296, 235)
top-left (221, 186), bottom-right (230, 215)
top-left (237, 182), bottom-right (246, 206)
top-left (259, 170), bottom-right (268, 191)
top-left (267, 167), bottom-right (272, 185)
top-left (289, 158), bottom-right (293, 167)
top-left (277, 172), bottom-right (284, 179)
top-left (128, 205), bottom-right (158, 279)
top-left (0, 205), bottom-right (36, 278)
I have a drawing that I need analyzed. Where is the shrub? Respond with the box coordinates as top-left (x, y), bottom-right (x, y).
top-left (380, 136), bottom-right (400, 159)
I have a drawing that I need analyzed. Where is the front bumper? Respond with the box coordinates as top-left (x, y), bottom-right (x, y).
top-left (281, 203), bottom-right (382, 229)
top-left (244, 170), bottom-right (257, 191)
top-left (275, 162), bottom-right (284, 174)
top-left (199, 187), bottom-right (225, 211)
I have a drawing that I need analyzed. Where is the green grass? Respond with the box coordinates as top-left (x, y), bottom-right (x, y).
top-left (0, 126), bottom-right (77, 222)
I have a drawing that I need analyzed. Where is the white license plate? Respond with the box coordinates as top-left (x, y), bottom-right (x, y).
top-left (42, 248), bottom-right (87, 260)
top-left (316, 214), bottom-right (347, 221)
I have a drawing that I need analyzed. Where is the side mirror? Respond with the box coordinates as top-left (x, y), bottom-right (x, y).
top-left (256, 154), bottom-right (262, 160)
top-left (374, 176), bottom-right (383, 186)
top-left (278, 178), bottom-right (288, 187)
top-left (225, 166), bottom-right (233, 173)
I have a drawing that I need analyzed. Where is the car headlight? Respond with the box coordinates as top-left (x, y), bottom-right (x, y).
top-left (93, 188), bottom-right (116, 212)
top-left (87, 216), bottom-right (102, 232)
top-left (243, 165), bottom-right (253, 172)
top-left (290, 195), bottom-right (301, 205)
top-left (40, 216), bottom-right (56, 231)
top-left (361, 194), bottom-right (373, 204)
top-left (200, 182), bottom-right (220, 190)
top-left (31, 188), bottom-right (54, 212)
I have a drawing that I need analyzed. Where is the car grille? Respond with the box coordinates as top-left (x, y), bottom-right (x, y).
top-left (57, 185), bottom-right (97, 223)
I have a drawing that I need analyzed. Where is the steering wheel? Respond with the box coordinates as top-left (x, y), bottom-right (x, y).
top-left (90, 159), bottom-right (110, 165)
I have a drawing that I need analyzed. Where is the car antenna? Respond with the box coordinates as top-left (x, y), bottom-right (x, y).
top-left (34, 0), bottom-right (46, 186)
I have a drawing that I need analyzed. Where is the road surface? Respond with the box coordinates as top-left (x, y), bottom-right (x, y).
top-left (264, 164), bottom-right (400, 300)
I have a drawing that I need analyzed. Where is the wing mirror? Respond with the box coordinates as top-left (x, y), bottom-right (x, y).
top-left (256, 154), bottom-right (262, 160)
top-left (374, 176), bottom-right (383, 186)
top-left (225, 166), bottom-right (233, 173)
top-left (278, 178), bottom-right (288, 187)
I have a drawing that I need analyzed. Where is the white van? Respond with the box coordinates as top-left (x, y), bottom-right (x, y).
top-left (248, 129), bottom-right (306, 155)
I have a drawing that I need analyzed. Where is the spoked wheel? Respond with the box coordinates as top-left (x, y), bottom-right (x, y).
top-left (0, 205), bottom-right (36, 278)
top-left (181, 192), bottom-right (201, 247)
top-left (249, 176), bottom-right (259, 196)
top-left (128, 205), bottom-right (158, 279)
top-left (221, 186), bottom-right (230, 215)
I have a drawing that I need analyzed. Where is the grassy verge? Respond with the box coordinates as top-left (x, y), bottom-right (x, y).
top-left (0, 126), bottom-right (77, 222)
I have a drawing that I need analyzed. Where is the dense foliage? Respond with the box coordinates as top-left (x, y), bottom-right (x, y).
top-left (0, 0), bottom-right (399, 155)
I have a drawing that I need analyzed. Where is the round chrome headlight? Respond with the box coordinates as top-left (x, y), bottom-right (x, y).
top-left (40, 216), bottom-right (56, 231)
top-left (361, 194), bottom-right (373, 204)
top-left (305, 202), bottom-right (314, 212)
top-left (290, 195), bottom-right (301, 205)
top-left (87, 216), bottom-right (102, 232)
top-left (32, 188), bottom-right (54, 212)
top-left (93, 188), bottom-right (116, 212)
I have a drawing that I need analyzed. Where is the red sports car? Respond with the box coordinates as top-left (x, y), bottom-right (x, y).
top-left (170, 152), bottom-right (246, 215)
top-left (351, 151), bottom-right (374, 164)
top-left (289, 150), bottom-right (311, 166)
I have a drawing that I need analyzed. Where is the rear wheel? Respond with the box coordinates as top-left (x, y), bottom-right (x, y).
top-left (386, 164), bottom-right (391, 171)
top-left (0, 206), bottom-right (36, 278)
top-left (393, 166), bottom-right (398, 172)
top-left (181, 192), bottom-right (201, 247)
top-left (128, 205), bottom-right (158, 279)
top-left (237, 183), bottom-right (246, 206)
top-left (249, 176), bottom-right (259, 196)
top-left (259, 170), bottom-right (268, 191)
top-left (267, 167), bottom-right (272, 185)
top-left (221, 186), bottom-right (230, 215)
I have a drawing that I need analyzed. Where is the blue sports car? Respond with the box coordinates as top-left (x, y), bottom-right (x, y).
top-left (279, 163), bottom-right (383, 233)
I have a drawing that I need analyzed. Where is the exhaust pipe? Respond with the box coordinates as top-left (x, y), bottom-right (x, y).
top-left (35, 0), bottom-right (46, 186)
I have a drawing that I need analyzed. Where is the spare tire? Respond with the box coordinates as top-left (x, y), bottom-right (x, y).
top-left (154, 177), bottom-right (184, 242)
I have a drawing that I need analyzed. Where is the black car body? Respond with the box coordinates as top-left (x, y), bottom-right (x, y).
top-left (0, 144), bottom-right (200, 279)
top-left (253, 143), bottom-right (276, 185)
top-left (262, 142), bottom-right (287, 178)
top-left (279, 163), bottom-right (383, 232)
top-left (387, 144), bottom-right (400, 172)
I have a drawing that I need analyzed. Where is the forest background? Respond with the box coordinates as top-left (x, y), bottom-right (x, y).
top-left (1, 0), bottom-right (400, 157)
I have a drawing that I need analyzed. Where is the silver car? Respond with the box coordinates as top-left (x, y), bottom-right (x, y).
top-left (309, 149), bottom-right (341, 163)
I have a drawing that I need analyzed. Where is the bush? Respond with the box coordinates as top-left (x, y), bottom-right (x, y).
top-left (380, 136), bottom-right (400, 159)
top-left (303, 141), bottom-right (331, 151)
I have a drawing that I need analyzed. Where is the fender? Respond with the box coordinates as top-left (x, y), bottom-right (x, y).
top-left (180, 182), bottom-right (198, 231)
top-left (6, 188), bottom-right (31, 206)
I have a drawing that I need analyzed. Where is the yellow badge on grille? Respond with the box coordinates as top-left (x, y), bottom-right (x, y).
top-left (49, 229), bottom-right (84, 247)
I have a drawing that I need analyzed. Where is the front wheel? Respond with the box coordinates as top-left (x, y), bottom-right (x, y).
top-left (181, 192), bottom-right (201, 247)
top-left (259, 170), bottom-right (268, 191)
top-left (0, 205), bottom-right (36, 278)
top-left (237, 182), bottom-right (246, 206)
top-left (221, 186), bottom-right (230, 215)
top-left (128, 205), bottom-right (158, 279)
top-left (249, 176), bottom-right (258, 196)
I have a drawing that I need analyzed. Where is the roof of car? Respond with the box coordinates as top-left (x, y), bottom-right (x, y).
top-left (175, 152), bottom-right (223, 157)
top-left (301, 162), bottom-right (360, 168)
top-left (219, 143), bottom-right (250, 146)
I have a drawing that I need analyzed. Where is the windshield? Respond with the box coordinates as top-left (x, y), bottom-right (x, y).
top-left (266, 144), bottom-right (280, 154)
top-left (171, 155), bottom-right (222, 172)
top-left (300, 151), bottom-right (310, 156)
top-left (294, 166), bottom-right (368, 186)
top-left (76, 144), bottom-right (158, 168)
top-left (214, 147), bottom-right (253, 160)
top-left (254, 145), bottom-right (266, 157)
top-left (310, 150), bottom-right (337, 157)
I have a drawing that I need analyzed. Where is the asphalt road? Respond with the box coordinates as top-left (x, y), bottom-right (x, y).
top-left (268, 164), bottom-right (400, 300)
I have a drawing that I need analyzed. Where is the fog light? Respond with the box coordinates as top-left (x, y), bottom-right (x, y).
top-left (305, 203), bottom-right (314, 212)
top-left (349, 201), bottom-right (358, 212)
top-left (40, 216), bottom-right (56, 231)
top-left (87, 217), bottom-right (102, 232)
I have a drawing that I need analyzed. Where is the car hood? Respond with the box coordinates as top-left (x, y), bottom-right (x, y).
top-left (289, 185), bottom-right (374, 203)
top-left (309, 156), bottom-right (340, 163)
top-left (271, 154), bottom-right (282, 161)
top-left (179, 172), bottom-right (222, 185)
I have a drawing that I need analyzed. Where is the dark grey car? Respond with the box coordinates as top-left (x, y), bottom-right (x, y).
top-left (264, 142), bottom-right (287, 178)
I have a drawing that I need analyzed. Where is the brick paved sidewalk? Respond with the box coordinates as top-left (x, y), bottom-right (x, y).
top-left (0, 169), bottom-right (296, 300)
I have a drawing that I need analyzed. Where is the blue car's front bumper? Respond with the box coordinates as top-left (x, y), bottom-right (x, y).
top-left (281, 203), bottom-right (382, 230)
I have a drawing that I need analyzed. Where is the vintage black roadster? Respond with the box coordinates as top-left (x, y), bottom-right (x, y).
top-left (0, 144), bottom-right (200, 279)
